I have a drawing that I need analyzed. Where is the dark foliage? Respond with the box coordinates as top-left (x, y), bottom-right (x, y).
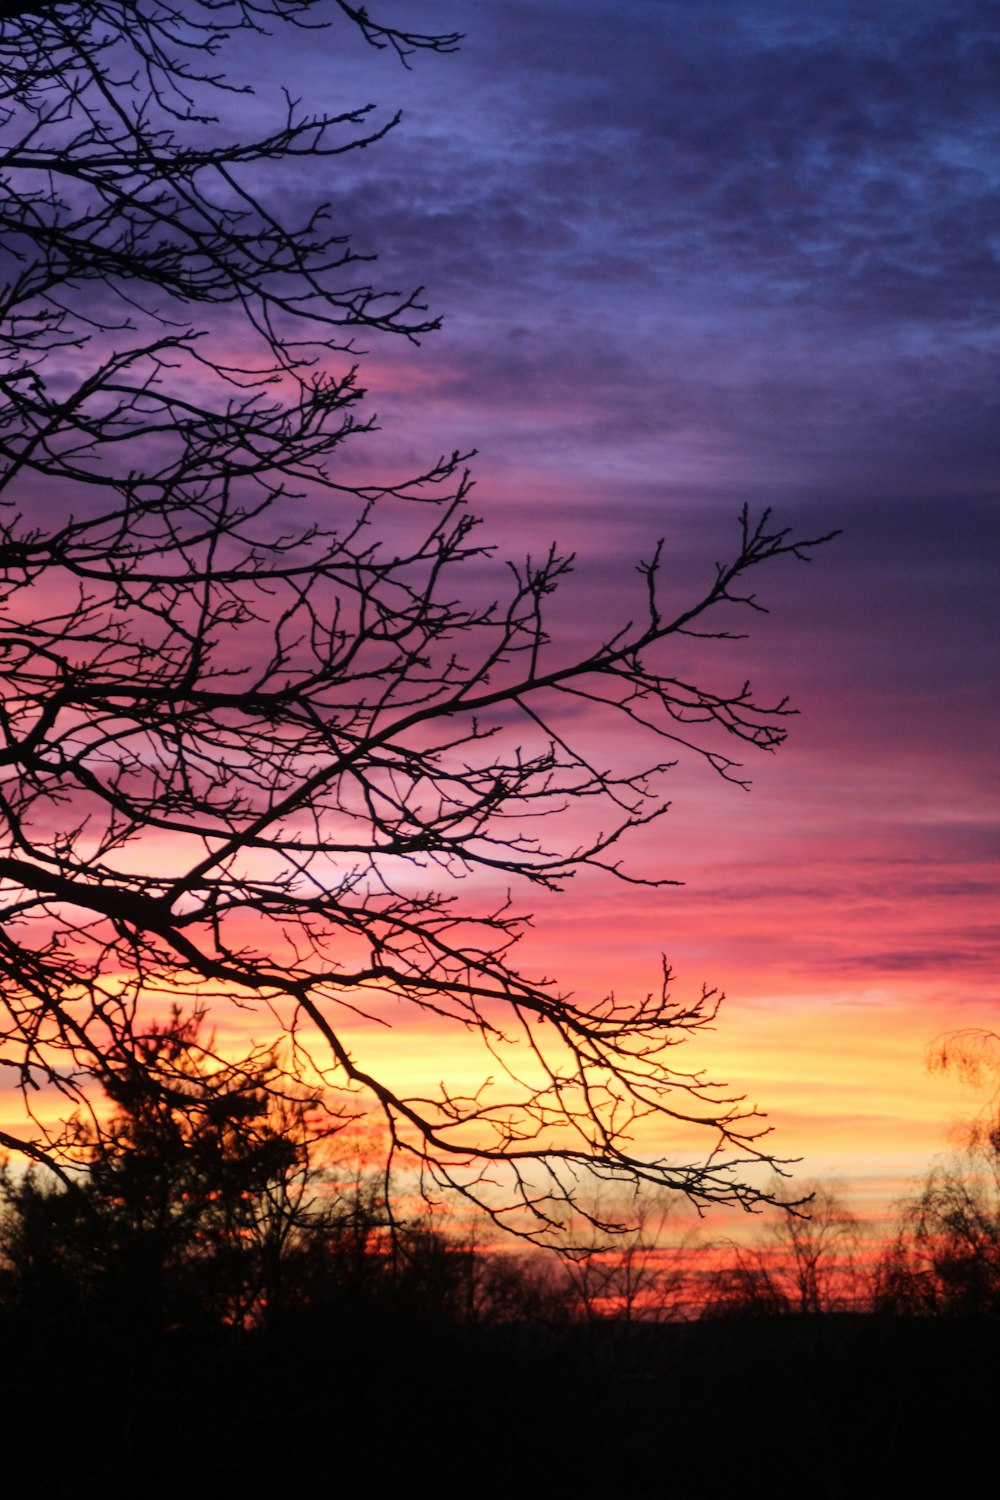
top-left (0, 1009), bottom-right (563, 1340)
top-left (0, 1009), bottom-right (333, 1333)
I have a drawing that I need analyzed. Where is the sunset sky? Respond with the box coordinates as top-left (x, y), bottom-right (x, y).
top-left (5, 0), bottom-right (997, 1230)
top-left (281, 0), bottom-right (998, 1218)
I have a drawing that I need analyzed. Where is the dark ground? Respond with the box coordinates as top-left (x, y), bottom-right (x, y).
top-left (5, 1313), bottom-right (994, 1498)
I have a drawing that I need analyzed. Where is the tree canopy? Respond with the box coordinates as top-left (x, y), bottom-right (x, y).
top-left (0, 0), bottom-right (834, 1233)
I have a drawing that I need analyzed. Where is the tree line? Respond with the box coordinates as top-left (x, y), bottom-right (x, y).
top-left (4, 1007), bottom-right (999, 1343)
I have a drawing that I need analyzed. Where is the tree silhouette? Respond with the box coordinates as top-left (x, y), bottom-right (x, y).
top-left (0, 1008), bottom-right (335, 1334)
top-left (876, 1116), bottom-right (1000, 1317)
top-left (705, 1181), bottom-right (864, 1318)
top-left (0, 0), bottom-right (834, 1232)
top-left (554, 1184), bottom-right (693, 1327)
top-left (865, 1028), bottom-right (1000, 1314)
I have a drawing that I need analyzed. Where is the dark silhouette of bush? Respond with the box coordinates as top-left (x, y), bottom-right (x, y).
top-left (0, 1008), bottom-right (336, 1337)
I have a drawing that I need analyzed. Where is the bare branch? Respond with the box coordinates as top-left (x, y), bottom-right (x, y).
top-left (0, 0), bottom-right (836, 1233)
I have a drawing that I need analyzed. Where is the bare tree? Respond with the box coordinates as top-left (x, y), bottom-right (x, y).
top-left (0, 0), bottom-right (835, 1233)
top-left (700, 1243), bottom-right (790, 1318)
top-left (869, 1026), bottom-right (1000, 1313)
top-left (768, 1182), bottom-right (863, 1315)
top-left (706, 1182), bottom-right (864, 1317)
top-left (928, 1028), bottom-right (1000, 1135)
top-left (875, 1128), bottom-right (1000, 1316)
top-left (555, 1184), bottom-right (694, 1325)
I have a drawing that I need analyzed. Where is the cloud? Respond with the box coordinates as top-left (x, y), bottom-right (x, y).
top-left (280, 0), bottom-right (997, 509)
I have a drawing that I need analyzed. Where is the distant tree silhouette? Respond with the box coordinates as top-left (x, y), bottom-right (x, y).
top-left (701, 1244), bottom-right (791, 1318)
top-left (928, 1027), bottom-right (1000, 1137)
top-left (0, 1009), bottom-right (335, 1334)
top-left (763, 1181), bottom-right (863, 1315)
top-left (875, 1125), bottom-right (1000, 1317)
top-left (554, 1185), bottom-right (694, 1327)
top-left (0, 1041), bottom-right (568, 1347)
top-left (705, 1181), bottom-right (864, 1317)
top-left (870, 1027), bottom-right (1000, 1315)
top-left (0, 0), bottom-right (834, 1232)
